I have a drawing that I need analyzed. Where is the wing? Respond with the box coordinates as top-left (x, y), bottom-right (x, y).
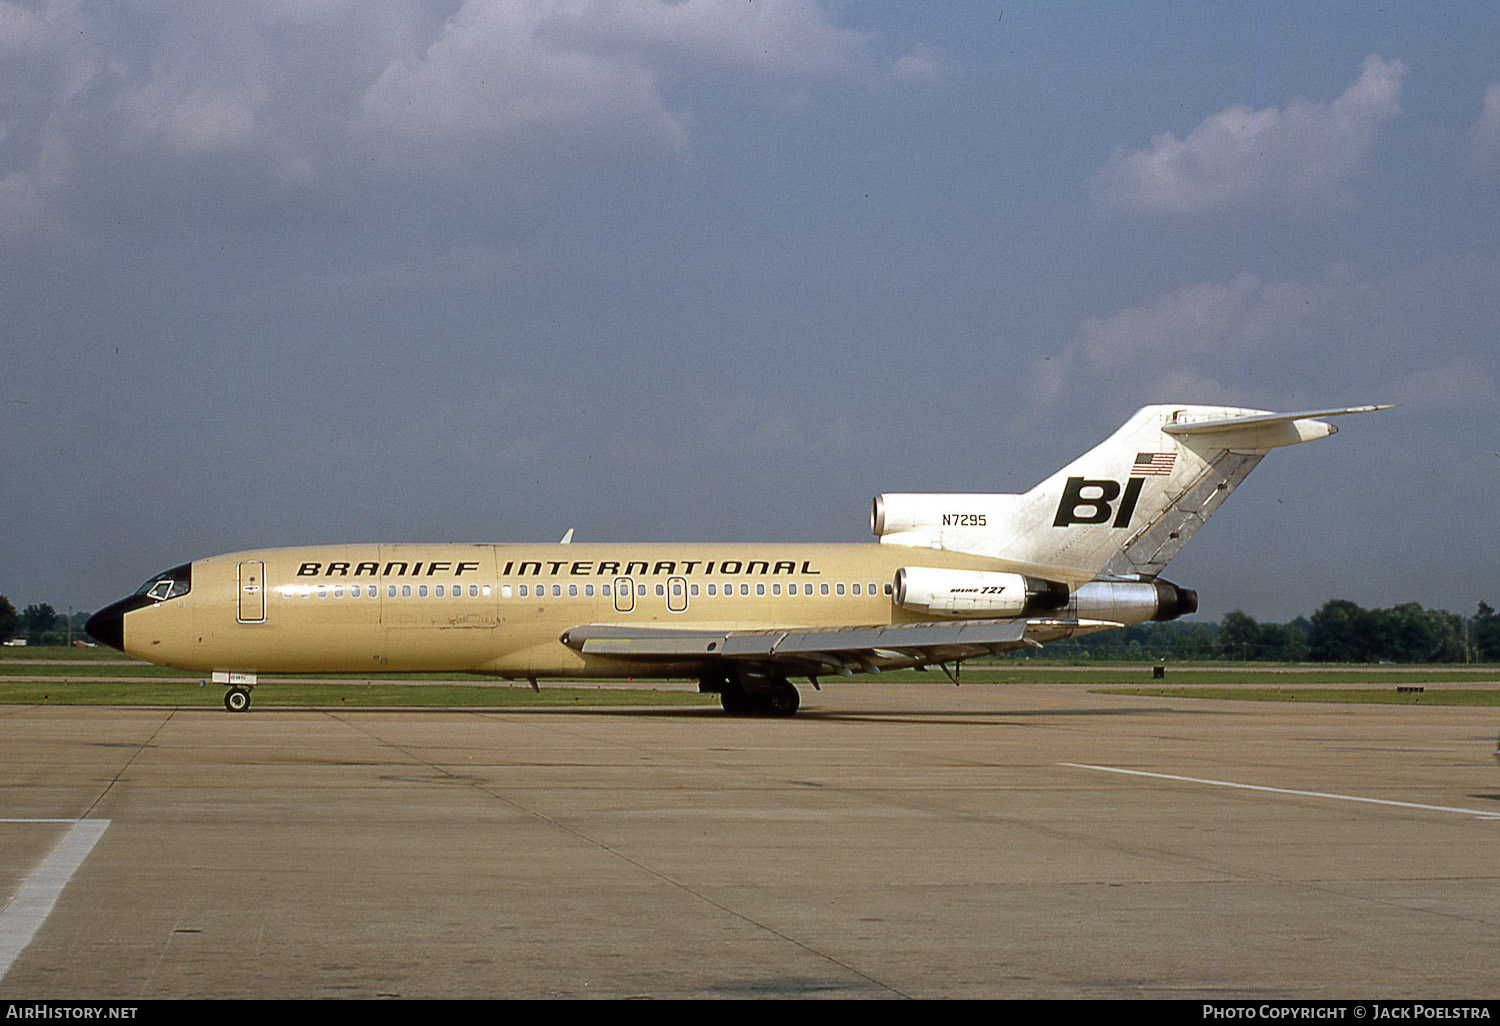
top-left (560, 617), bottom-right (1119, 677)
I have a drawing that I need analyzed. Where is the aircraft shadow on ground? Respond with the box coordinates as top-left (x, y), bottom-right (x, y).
top-left (424, 703), bottom-right (1199, 723)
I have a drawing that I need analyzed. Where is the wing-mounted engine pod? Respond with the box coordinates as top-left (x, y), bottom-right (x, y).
top-left (894, 567), bottom-right (1069, 618)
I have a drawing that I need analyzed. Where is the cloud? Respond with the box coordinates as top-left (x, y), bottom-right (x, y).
top-left (1389, 355), bottom-right (1499, 411)
top-left (1470, 84), bottom-right (1500, 173)
top-left (0, 0), bottom-right (97, 231)
top-left (0, 1), bottom-right (913, 233)
top-left (124, 76), bottom-right (268, 155)
top-left (235, 244), bottom-right (521, 311)
top-left (1096, 55), bottom-right (1406, 214)
top-left (1077, 273), bottom-right (1260, 369)
top-left (679, 387), bottom-right (859, 458)
top-left (0, 2), bottom-right (59, 52)
top-left (538, 0), bottom-right (876, 79)
top-left (892, 43), bottom-right (952, 86)
top-left (1024, 259), bottom-right (1500, 418)
top-left (356, 0), bottom-right (901, 167)
top-left (0, 166), bottom-right (44, 231)
top-left (358, 2), bottom-right (694, 160)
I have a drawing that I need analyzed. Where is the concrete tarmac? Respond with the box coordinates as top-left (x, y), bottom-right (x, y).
top-left (1, 680), bottom-right (1498, 999)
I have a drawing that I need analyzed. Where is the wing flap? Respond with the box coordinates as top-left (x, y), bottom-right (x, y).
top-left (561, 618), bottom-right (1119, 673)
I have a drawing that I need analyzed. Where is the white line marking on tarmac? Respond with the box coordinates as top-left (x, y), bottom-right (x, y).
top-left (1061, 764), bottom-right (1500, 821)
top-left (0, 819), bottom-right (111, 980)
top-left (1, 818), bottom-right (84, 824)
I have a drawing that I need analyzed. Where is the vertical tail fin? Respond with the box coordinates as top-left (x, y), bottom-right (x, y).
top-left (873, 404), bottom-right (1389, 580)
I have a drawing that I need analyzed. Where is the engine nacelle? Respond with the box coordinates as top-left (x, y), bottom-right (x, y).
top-left (894, 567), bottom-right (1069, 618)
top-left (1068, 579), bottom-right (1199, 624)
top-left (872, 493), bottom-right (1018, 538)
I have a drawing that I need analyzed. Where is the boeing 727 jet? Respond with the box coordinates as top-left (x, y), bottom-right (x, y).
top-left (86, 404), bottom-right (1386, 714)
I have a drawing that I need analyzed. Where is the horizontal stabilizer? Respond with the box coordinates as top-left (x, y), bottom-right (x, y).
top-left (1161, 404), bottom-right (1393, 446)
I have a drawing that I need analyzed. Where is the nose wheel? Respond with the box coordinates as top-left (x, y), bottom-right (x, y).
top-left (212, 671), bottom-right (257, 712)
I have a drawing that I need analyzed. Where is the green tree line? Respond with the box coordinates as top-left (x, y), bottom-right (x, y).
top-left (1037, 599), bottom-right (1500, 663)
top-left (0, 597), bottom-right (90, 646)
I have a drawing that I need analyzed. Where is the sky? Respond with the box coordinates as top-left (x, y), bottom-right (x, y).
top-left (2, 1), bottom-right (1497, 623)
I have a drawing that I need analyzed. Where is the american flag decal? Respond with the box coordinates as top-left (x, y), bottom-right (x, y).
top-left (1131, 452), bottom-right (1176, 477)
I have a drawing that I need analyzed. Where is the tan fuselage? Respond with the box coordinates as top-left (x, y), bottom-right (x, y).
top-left (119, 542), bottom-right (1045, 678)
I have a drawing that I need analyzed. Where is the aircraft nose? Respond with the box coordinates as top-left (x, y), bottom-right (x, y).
top-left (85, 597), bottom-right (138, 652)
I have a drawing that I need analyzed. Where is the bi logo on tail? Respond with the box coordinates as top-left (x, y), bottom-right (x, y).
top-left (1052, 450), bottom-right (1179, 528)
top-left (1052, 477), bottom-right (1146, 528)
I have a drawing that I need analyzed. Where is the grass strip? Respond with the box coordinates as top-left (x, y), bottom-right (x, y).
top-left (1100, 687), bottom-right (1500, 706)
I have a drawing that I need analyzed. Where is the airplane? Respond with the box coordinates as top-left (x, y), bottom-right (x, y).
top-left (85, 403), bottom-right (1387, 715)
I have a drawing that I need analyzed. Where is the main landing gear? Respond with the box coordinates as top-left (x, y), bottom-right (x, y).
top-left (703, 666), bottom-right (801, 717)
top-left (224, 687), bottom-right (252, 712)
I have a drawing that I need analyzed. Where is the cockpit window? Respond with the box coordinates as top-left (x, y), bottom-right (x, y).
top-left (133, 563), bottom-right (192, 602)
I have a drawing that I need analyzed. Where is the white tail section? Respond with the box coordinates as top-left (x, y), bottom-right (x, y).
top-left (873, 404), bottom-right (1389, 581)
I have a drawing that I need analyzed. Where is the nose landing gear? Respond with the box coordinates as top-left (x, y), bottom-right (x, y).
top-left (213, 671), bottom-right (257, 712)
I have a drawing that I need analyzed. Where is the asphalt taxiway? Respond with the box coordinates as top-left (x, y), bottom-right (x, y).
top-left (1, 680), bottom-right (1497, 999)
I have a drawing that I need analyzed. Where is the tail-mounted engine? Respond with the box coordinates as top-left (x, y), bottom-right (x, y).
top-left (893, 568), bottom-right (1198, 624)
top-left (872, 493), bottom-right (1016, 541)
top-left (894, 567), bottom-right (1069, 618)
top-left (1067, 579), bottom-right (1198, 623)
